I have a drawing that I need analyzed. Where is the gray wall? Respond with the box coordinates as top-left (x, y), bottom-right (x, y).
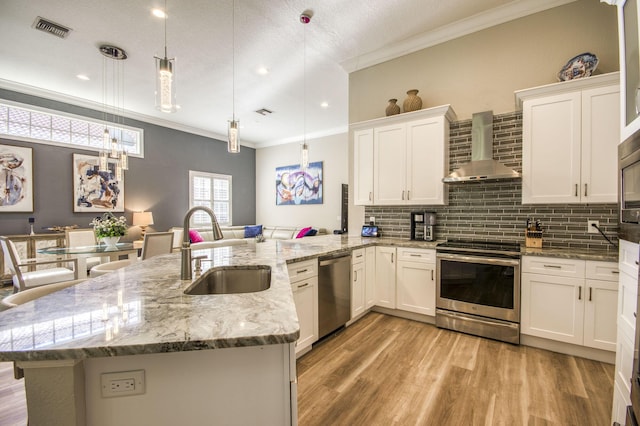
top-left (365, 112), bottom-right (619, 252)
top-left (0, 89), bottom-right (256, 239)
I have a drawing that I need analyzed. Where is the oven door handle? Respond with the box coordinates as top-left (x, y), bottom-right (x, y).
top-left (436, 252), bottom-right (520, 266)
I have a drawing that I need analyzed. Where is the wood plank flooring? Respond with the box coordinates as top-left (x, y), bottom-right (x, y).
top-left (0, 312), bottom-right (615, 426)
top-left (297, 312), bottom-right (614, 426)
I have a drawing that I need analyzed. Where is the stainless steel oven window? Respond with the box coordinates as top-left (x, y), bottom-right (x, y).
top-left (436, 253), bottom-right (521, 323)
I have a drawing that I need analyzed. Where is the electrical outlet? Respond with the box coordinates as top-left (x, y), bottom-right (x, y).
top-left (369, 216), bottom-right (375, 224)
top-left (587, 220), bottom-right (599, 234)
top-left (101, 370), bottom-right (145, 398)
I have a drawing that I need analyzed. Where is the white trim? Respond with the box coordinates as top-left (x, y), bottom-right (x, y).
top-left (341, 0), bottom-right (578, 72)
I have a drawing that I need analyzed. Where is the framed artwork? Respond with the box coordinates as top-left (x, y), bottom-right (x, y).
top-left (0, 144), bottom-right (33, 212)
top-left (276, 161), bottom-right (323, 205)
top-left (73, 153), bottom-right (124, 213)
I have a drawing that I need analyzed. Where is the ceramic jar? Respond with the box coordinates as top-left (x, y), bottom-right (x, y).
top-left (385, 99), bottom-right (401, 116)
top-left (403, 89), bottom-right (422, 112)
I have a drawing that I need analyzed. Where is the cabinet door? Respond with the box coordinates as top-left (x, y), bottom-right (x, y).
top-left (354, 129), bottom-right (374, 205)
top-left (375, 247), bottom-right (396, 308)
top-left (396, 260), bottom-right (435, 316)
top-left (351, 261), bottom-right (365, 319)
top-left (522, 92), bottom-right (582, 204)
top-left (521, 272), bottom-right (584, 345)
top-left (581, 85), bottom-right (620, 203)
top-left (365, 247), bottom-right (376, 309)
top-left (292, 276), bottom-right (318, 355)
top-left (374, 124), bottom-right (406, 204)
top-left (405, 118), bottom-right (448, 205)
top-left (583, 279), bottom-right (617, 351)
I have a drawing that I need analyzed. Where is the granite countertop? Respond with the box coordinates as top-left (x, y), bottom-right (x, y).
top-left (0, 235), bottom-right (377, 362)
top-left (0, 234), bottom-right (616, 362)
top-left (520, 246), bottom-right (618, 262)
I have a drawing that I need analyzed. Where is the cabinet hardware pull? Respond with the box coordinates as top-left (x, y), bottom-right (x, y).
top-left (431, 270), bottom-right (434, 281)
top-left (584, 183), bottom-right (587, 197)
top-left (354, 271), bottom-right (358, 281)
top-left (391, 253), bottom-right (394, 263)
top-left (543, 264), bottom-right (562, 269)
top-left (575, 184), bottom-right (578, 197)
top-left (369, 192), bottom-right (372, 201)
top-left (578, 287), bottom-right (582, 300)
top-left (297, 283), bottom-right (309, 289)
top-left (407, 191), bottom-right (410, 200)
top-left (612, 270), bottom-right (619, 274)
top-left (410, 254), bottom-right (421, 257)
top-left (402, 191), bottom-right (405, 200)
top-left (356, 254), bottom-right (363, 258)
top-left (297, 269), bottom-right (308, 274)
top-left (589, 287), bottom-right (592, 302)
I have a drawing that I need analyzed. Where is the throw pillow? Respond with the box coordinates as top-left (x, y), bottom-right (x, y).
top-left (189, 229), bottom-right (204, 243)
top-left (305, 228), bottom-right (318, 237)
top-left (296, 227), bottom-right (312, 238)
top-left (244, 225), bottom-right (263, 238)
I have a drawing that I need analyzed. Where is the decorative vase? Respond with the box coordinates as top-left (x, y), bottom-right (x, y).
top-left (385, 98), bottom-right (400, 116)
top-left (102, 236), bottom-right (120, 249)
top-left (403, 89), bottom-right (422, 112)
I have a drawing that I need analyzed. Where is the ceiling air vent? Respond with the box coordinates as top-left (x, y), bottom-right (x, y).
top-left (255, 108), bottom-right (273, 116)
top-left (32, 16), bottom-right (72, 39)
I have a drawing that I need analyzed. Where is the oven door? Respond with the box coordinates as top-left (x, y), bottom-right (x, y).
top-left (436, 252), bottom-right (521, 323)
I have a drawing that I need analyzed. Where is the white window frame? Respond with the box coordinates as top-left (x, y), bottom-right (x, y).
top-left (0, 99), bottom-right (144, 158)
top-left (189, 170), bottom-right (232, 226)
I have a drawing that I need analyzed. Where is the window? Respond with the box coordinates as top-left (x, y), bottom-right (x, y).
top-left (0, 99), bottom-right (143, 157)
top-left (189, 171), bottom-right (232, 226)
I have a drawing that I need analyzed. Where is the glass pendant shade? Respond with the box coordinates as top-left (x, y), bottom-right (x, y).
top-left (228, 120), bottom-right (240, 153)
top-left (110, 137), bottom-right (119, 158)
top-left (103, 128), bottom-right (111, 150)
top-left (120, 151), bottom-right (128, 170)
top-left (155, 56), bottom-right (176, 113)
top-left (300, 142), bottom-right (309, 169)
top-left (99, 151), bottom-right (109, 172)
top-left (115, 163), bottom-right (123, 182)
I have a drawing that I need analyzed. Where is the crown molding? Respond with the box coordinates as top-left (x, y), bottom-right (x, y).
top-left (341, 0), bottom-right (577, 72)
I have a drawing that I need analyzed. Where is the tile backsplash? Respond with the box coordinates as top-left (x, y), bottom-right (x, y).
top-left (364, 111), bottom-right (618, 251)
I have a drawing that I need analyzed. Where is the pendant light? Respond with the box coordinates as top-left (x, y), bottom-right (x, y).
top-left (155, 0), bottom-right (177, 113)
top-left (300, 11), bottom-right (312, 169)
top-left (227, 0), bottom-right (240, 153)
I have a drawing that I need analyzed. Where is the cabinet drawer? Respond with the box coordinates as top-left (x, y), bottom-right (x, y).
top-left (397, 248), bottom-right (435, 263)
top-left (585, 260), bottom-right (619, 282)
top-left (522, 256), bottom-right (585, 278)
top-left (287, 259), bottom-right (318, 283)
top-left (352, 248), bottom-right (365, 265)
top-left (619, 240), bottom-right (639, 277)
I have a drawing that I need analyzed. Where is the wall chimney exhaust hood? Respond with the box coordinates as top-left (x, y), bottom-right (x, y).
top-left (442, 110), bottom-right (521, 183)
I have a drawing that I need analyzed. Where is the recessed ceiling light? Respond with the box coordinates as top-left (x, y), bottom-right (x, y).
top-left (152, 8), bottom-right (167, 18)
top-left (256, 66), bottom-right (269, 75)
top-left (320, 102), bottom-right (329, 108)
top-left (76, 74), bottom-right (90, 81)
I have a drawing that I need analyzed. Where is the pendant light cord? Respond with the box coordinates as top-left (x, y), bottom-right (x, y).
top-left (164, 0), bottom-right (168, 58)
top-left (232, 0), bottom-right (235, 121)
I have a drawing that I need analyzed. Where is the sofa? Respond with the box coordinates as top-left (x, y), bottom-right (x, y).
top-left (168, 225), bottom-right (327, 250)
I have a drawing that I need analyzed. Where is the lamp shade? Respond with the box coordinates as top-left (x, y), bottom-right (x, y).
top-left (133, 211), bottom-right (154, 226)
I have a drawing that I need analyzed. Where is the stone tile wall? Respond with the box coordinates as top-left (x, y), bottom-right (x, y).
top-left (364, 111), bottom-right (618, 252)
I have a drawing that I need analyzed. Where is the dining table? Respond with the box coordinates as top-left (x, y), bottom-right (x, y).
top-left (37, 243), bottom-right (138, 278)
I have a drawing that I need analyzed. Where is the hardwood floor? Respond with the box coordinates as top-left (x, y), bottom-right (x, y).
top-left (297, 312), bottom-right (614, 426)
top-left (0, 312), bottom-right (615, 426)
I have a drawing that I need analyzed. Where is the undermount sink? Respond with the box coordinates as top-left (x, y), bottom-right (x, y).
top-left (184, 265), bottom-right (271, 295)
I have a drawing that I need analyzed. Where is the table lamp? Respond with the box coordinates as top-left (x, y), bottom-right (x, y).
top-left (133, 211), bottom-right (154, 240)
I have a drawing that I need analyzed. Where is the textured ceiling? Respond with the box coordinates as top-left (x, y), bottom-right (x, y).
top-left (0, 0), bottom-right (574, 147)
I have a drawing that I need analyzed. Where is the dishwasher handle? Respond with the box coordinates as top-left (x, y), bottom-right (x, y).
top-left (319, 254), bottom-right (351, 267)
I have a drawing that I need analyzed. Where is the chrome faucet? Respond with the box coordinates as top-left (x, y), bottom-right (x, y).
top-left (181, 206), bottom-right (224, 280)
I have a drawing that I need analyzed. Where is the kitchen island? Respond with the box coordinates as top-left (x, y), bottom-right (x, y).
top-left (0, 235), bottom-right (376, 426)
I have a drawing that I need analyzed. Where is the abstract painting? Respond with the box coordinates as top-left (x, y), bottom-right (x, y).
top-left (0, 144), bottom-right (33, 212)
top-left (276, 161), bottom-right (323, 205)
top-left (73, 153), bottom-right (124, 213)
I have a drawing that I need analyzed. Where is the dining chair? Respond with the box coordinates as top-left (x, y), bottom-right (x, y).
top-left (65, 228), bottom-right (108, 271)
top-left (89, 232), bottom-right (174, 277)
top-left (1, 279), bottom-right (86, 308)
top-left (0, 236), bottom-right (78, 293)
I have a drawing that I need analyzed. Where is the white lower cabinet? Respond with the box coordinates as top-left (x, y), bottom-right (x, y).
top-left (288, 259), bottom-right (318, 356)
top-left (612, 240), bottom-right (639, 426)
top-left (365, 247), bottom-right (376, 309)
top-left (396, 248), bottom-right (436, 316)
top-left (521, 256), bottom-right (617, 351)
top-left (375, 247), bottom-right (396, 308)
top-left (351, 249), bottom-right (366, 318)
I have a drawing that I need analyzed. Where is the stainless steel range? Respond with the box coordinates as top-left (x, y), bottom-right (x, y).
top-left (435, 240), bottom-right (521, 344)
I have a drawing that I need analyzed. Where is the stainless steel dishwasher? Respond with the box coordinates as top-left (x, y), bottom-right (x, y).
top-left (318, 252), bottom-right (351, 339)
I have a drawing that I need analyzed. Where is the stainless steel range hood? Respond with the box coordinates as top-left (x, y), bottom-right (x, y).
top-left (443, 110), bottom-right (521, 183)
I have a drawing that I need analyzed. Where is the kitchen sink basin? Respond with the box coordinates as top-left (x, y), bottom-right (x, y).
top-left (184, 265), bottom-right (271, 295)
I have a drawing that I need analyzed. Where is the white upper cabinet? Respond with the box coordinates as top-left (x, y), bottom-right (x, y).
top-left (351, 105), bottom-right (455, 206)
top-left (516, 73), bottom-right (620, 204)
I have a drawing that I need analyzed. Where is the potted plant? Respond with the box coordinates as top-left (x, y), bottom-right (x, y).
top-left (91, 212), bottom-right (127, 248)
